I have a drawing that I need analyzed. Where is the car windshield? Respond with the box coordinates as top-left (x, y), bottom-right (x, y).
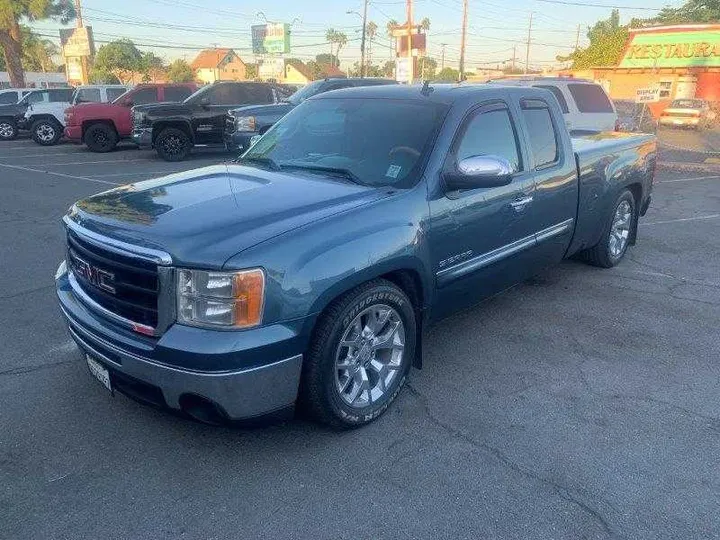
top-left (241, 97), bottom-right (448, 188)
top-left (671, 99), bottom-right (703, 109)
top-left (286, 80), bottom-right (326, 105)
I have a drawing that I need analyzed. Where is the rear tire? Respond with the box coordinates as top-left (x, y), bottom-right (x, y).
top-left (299, 279), bottom-right (416, 429)
top-left (84, 123), bottom-right (118, 152)
top-left (31, 119), bottom-right (62, 146)
top-left (155, 127), bottom-right (191, 161)
top-left (584, 189), bottom-right (636, 268)
top-left (0, 119), bottom-right (17, 141)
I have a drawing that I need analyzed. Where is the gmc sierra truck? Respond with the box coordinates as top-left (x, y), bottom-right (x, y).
top-left (56, 84), bottom-right (656, 428)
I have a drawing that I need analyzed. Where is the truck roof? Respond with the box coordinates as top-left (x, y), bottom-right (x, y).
top-left (310, 83), bottom-right (553, 105)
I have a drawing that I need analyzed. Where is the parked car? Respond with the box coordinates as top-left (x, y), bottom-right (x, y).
top-left (659, 98), bottom-right (716, 130)
top-left (0, 87), bottom-right (73, 141)
top-left (55, 85), bottom-right (655, 428)
top-left (614, 100), bottom-right (657, 133)
top-left (64, 83), bottom-right (197, 152)
top-left (225, 77), bottom-right (396, 152)
top-left (489, 76), bottom-right (618, 132)
top-left (132, 81), bottom-right (284, 161)
top-left (26, 85), bottom-right (128, 146)
top-left (0, 87), bottom-right (35, 105)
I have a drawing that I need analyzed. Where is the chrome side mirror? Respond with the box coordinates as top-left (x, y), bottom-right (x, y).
top-left (444, 155), bottom-right (514, 191)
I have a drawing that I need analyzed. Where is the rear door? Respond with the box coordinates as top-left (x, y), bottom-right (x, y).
top-left (565, 83), bottom-right (616, 132)
top-left (428, 99), bottom-right (539, 320)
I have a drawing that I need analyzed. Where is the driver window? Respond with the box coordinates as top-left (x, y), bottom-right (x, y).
top-left (457, 107), bottom-right (521, 173)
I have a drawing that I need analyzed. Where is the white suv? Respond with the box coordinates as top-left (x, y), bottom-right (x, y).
top-left (488, 77), bottom-right (618, 133)
top-left (0, 88), bottom-right (35, 105)
top-left (26, 85), bottom-right (129, 145)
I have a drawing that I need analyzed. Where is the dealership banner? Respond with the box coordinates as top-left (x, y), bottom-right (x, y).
top-left (620, 28), bottom-right (720, 68)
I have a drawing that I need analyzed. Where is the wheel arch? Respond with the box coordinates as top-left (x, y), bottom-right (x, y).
top-left (81, 119), bottom-right (117, 138)
top-left (152, 120), bottom-right (194, 144)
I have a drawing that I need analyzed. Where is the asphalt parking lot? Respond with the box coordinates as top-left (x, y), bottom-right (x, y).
top-left (1, 136), bottom-right (719, 540)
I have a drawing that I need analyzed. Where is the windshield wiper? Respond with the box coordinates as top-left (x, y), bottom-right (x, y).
top-left (235, 156), bottom-right (281, 171)
top-left (281, 164), bottom-right (362, 184)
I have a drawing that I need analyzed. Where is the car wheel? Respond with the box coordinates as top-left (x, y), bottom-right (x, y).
top-left (84, 123), bottom-right (118, 152)
top-left (584, 189), bottom-right (636, 268)
top-left (0, 119), bottom-right (17, 140)
top-left (31, 119), bottom-right (62, 146)
top-left (300, 279), bottom-right (416, 429)
top-left (155, 127), bottom-right (191, 162)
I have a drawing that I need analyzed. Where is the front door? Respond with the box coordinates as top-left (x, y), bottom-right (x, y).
top-left (428, 100), bottom-right (538, 321)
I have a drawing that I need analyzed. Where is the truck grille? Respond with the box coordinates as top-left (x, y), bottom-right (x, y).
top-left (67, 230), bottom-right (159, 329)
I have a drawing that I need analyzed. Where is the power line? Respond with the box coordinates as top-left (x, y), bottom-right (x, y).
top-left (534, 0), bottom-right (663, 9)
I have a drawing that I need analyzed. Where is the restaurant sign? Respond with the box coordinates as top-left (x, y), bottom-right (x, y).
top-left (619, 29), bottom-right (720, 68)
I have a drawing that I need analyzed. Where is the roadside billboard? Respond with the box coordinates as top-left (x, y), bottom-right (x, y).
top-left (59, 26), bottom-right (95, 58)
top-left (635, 87), bottom-right (661, 103)
top-left (251, 23), bottom-right (291, 54)
top-left (620, 27), bottom-right (720, 69)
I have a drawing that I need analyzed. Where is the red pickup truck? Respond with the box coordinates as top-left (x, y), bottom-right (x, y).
top-left (64, 83), bottom-right (197, 152)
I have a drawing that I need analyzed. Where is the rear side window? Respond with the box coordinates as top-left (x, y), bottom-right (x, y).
top-left (0, 92), bottom-right (18, 104)
top-left (26, 92), bottom-right (46, 104)
top-left (568, 83), bottom-right (613, 113)
top-left (240, 84), bottom-right (274, 104)
top-left (206, 84), bottom-right (273, 105)
top-left (521, 100), bottom-right (559, 169)
top-left (106, 87), bottom-right (126, 102)
top-left (48, 89), bottom-right (72, 102)
top-left (164, 86), bottom-right (193, 102)
top-left (74, 88), bottom-right (102, 103)
top-left (534, 85), bottom-right (569, 114)
top-left (457, 106), bottom-right (521, 173)
top-left (131, 87), bottom-right (159, 105)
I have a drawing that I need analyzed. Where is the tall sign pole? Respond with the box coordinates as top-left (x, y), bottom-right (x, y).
top-left (73, 0), bottom-right (89, 84)
top-left (524, 12), bottom-right (533, 74)
top-left (406, 0), bottom-right (414, 83)
top-left (360, 0), bottom-right (369, 78)
top-left (459, 0), bottom-right (468, 81)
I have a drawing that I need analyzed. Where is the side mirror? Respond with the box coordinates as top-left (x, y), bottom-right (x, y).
top-left (200, 97), bottom-right (211, 108)
top-left (122, 98), bottom-right (134, 107)
top-left (444, 155), bottom-right (514, 191)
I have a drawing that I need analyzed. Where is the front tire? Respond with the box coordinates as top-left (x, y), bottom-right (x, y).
top-left (84, 123), bottom-right (118, 152)
top-left (0, 119), bottom-right (17, 140)
top-left (155, 127), bottom-right (191, 161)
top-left (584, 189), bottom-right (636, 268)
top-left (300, 279), bottom-right (416, 429)
top-left (31, 119), bottom-right (62, 146)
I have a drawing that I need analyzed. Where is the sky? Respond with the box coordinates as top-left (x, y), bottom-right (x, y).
top-left (31, 0), bottom-right (679, 72)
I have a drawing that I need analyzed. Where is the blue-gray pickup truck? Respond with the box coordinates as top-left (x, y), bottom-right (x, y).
top-left (56, 84), bottom-right (656, 428)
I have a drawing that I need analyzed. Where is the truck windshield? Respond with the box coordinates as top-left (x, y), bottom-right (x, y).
top-left (242, 98), bottom-right (448, 188)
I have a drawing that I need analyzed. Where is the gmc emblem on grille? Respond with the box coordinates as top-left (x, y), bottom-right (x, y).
top-left (73, 256), bottom-right (116, 294)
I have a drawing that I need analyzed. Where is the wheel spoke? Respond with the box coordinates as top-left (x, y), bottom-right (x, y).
top-left (339, 373), bottom-right (353, 393)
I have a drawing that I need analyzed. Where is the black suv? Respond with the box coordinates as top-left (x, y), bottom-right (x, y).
top-left (225, 77), bottom-right (397, 152)
top-left (0, 87), bottom-right (74, 141)
top-left (132, 81), bottom-right (284, 161)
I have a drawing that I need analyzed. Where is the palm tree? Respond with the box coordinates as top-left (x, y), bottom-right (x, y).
top-left (386, 19), bottom-right (399, 60)
top-left (326, 29), bottom-right (348, 67)
top-left (420, 17), bottom-right (431, 32)
top-left (365, 21), bottom-right (378, 66)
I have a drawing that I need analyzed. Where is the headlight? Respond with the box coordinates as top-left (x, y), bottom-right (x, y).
top-left (177, 268), bottom-right (265, 329)
top-left (133, 110), bottom-right (146, 124)
top-left (235, 116), bottom-right (256, 131)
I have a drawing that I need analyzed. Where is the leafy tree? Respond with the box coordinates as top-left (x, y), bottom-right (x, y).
top-left (418, 56), bottom-right (437, 79)
top-left (0, 0), bottom-right (74, 87)
top-left (167, 58), bottom-right (194, 82)
top-left (325, 29), bottom-right (348, 65)
top-left (435, 67), bottom-right (459, 82)
top-left (89, 67), bottom-right (120, 84)
top-left (315, 53), bottom-right (338, 67)
top-left (556, 10), bottom-right (632, 70)
top-left (138, 51), bottom-right (164, 82)
top-left (245, 63), bottom-right (258, 80)
top-left (93, 39), bottom-right (142, 84)
top-left (382, 60), bottom-right (395, 78)
top-left (420, 17), bottom-right (431, 32)
top-left (649, 0), bottom-right (720, 24)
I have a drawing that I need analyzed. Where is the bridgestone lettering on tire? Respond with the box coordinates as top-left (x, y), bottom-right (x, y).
top-left (584, 188), bottom-right (636, 268)
top-left (299, 279), bottom-right (416, 429)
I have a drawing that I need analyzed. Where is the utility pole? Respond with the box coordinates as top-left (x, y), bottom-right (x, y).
top-left (360, 0), bottom-right (369, 78)
top-left (511, 45), bottom-right (516, 73)
top-left (73, 0), bottom-right (89, 85)
top-left (440, 43), bottom-right (447, 70)
top-left (575, 24), bottom-right (581, 51)
top-left (459, 0), bottom-right (468, 81)
top-left (524, 11), bottom-right (533, 74)
top-left (406, 0), bottom-right (414, 83)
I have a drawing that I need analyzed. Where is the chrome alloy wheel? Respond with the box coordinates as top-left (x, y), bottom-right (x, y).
top-left (609, 200), bottom-right (632, 258)
top-left (334, 304), bottom-right (405, 408)
top-left (36, 123), bottom-right (56, 142)
top-left (0, 122), bottom-right (14, 138)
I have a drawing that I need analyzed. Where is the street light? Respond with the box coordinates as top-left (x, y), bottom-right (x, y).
top-left (346, 2), bottom-right (368, 78)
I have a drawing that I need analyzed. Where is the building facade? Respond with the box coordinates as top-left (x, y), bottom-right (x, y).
top-left (191, 49), bottom-right (247, 84)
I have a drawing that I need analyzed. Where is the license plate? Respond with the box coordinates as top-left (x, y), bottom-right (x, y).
top-left (86, 354), bottom-right (112, 393)
top-left (249, 134), bottom-right (262, 147)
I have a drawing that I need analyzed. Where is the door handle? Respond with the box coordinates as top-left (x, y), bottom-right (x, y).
top-left (510, 195), bottom-right (534, 211)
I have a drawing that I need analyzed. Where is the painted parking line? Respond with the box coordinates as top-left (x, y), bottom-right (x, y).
top-left (656, 174), bottom-right (720, 184)
top-left (0, 162), bottom-right (121, 185)
top-left (643, 214), bottom-right (720, 226)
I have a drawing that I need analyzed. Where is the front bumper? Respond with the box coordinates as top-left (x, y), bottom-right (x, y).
top-left (224, 130), bottom-right (258, 152)
top-left (131, 127), bottom-right (153, 148)
top-left (659, 117), bottom-right (700, 127)
top-left (56, 263), bottom-right (305, 420)
top-left (64, 125), bottom-right (82, 142)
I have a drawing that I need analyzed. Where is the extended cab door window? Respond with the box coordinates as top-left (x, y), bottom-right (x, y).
top-left (131, 87), bottom-right (159, 105)
top-left (164, 86), bottom-right (193, 102)
top-left (456, 105), bottom-right (521, 172)
top-left (520, 99), bottom-right (559, 169)
top-left (74, 88), bottom-right (102, 104)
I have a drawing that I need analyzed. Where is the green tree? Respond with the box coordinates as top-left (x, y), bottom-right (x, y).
top-left (21, 27), bottom-right (58, 72)
top-left (325, 29), bottom-right (348, 65)
top-left (93, 39), bottom-right (143, 84)
top-left (649, 0), bottom-right (720, 24)
top-left (382, 60), bottom-right (395, 78)
top-left (420, 17), bottom-right (431, 32)
top-left (88, 67), bottom-right (120, 84)
top-left (138, 51), bottom-right (164, 82)
top-left (0, 0), bottom-right (74, 87)
top-left (167, 58), bottom-right (194, 82)
top-left (418, 56), bottom-right (437, 79)
top-left (435, 67), bottom-right (459, 82)
top-left (245, 63), bottom-right (258, 80)
top-left (557, 10), bottom-right (633, 69)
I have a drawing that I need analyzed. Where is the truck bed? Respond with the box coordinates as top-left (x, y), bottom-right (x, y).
top-left (568, 131), bottom-right (656, 256)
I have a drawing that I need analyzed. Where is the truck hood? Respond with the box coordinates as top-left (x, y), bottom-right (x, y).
top-left (67, 102), bottom-right (123, 115)
top-left (228, 103), bottom-right (295, 117)
top-left (68, 164), bottom-right (389, 268)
